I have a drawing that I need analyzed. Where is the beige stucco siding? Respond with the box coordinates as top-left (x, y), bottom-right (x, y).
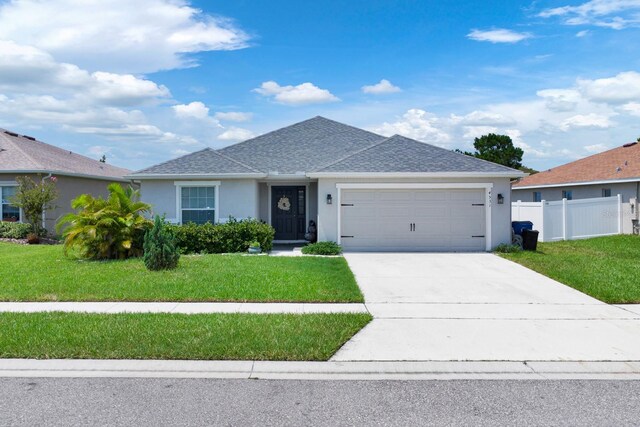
top-left (0, 173), bottom-right (126, 234)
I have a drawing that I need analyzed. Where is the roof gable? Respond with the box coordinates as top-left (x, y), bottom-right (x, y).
top-left (0, 129), bottom-right (130, 179)
top-left (316, 134), bottom-right (520, 174)
top-left (217, 116), bottom-right (385, 174)
top-left (514, 142), bottom-right (640, 188)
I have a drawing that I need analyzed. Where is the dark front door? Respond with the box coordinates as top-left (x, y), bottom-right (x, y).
top-left (272, 186), bottom-right (306, 240)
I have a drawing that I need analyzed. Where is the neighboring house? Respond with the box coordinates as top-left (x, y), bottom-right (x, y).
top-left (0, 129), bottom-right (132, 233)
top-left (128, 117), bottom-right (524, 251)
top-left (512, 142), bottom-right (640, 204)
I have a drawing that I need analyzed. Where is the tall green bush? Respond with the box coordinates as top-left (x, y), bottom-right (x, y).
top-left (57, 184), bottom-right (152, 259)
top-left (169, 218), bottom-right (275, 254)
top-left (143, 216), bottom-right (180, 271)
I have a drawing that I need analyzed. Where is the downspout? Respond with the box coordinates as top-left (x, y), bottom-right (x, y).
top-left (41, 173), bottom-right (52, 230)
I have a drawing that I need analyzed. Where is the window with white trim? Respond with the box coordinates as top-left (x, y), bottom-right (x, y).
top-left (180, 186), bottom-right (216, 224)
top-left (562, 190), bottom-right (573, 200)
top-left (1, 185), bottom-right (20, 222)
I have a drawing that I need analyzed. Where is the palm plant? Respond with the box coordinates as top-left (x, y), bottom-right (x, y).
top-left (57, 184), bottom-right (152, 260)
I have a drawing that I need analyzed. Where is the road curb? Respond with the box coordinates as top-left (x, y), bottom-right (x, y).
top-left (2, 359), bottom-right (640, 380)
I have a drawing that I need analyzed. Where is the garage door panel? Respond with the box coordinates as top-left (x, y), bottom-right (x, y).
top-left (342, 191), bottom-right (376, 203)
top-left (413, 191), bottom-right (448, 202)
top-left (340, 188), bottom-right (486, 252)
top-left (376, 190), bottom-right (412, 202)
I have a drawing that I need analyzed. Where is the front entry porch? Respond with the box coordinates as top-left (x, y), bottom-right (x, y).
top-left (271, 185), bottom-right (307, 241)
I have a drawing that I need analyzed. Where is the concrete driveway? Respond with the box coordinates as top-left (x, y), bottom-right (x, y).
top-left (333, 253), bottom-right (640, 361)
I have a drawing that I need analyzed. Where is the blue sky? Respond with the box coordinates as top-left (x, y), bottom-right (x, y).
top-left (1, 0), bottom-right (640, 171)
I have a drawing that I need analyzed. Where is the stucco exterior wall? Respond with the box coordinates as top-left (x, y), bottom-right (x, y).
top-left (1, 173), bottom-right (125, 234)
top-left (316, 177), bottom-right (513, 250)
top-left (513, 181), bottom-right (640, 203)
top-left (140, 179), bottom-right (259, 222)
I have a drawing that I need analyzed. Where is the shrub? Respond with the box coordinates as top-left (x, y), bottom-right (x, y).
top-left (494, 243), bottom-right (523, 253)
top-left (143, 216), bottom-right (180, 271)
top-left (57, 183), bottom-right (152, 260)
top-left (0, 222), bottom-right (33, 239)
top-left (169, 218), bottom-right (275, 254)
top-left (301, 241), bottom-right (342, 255)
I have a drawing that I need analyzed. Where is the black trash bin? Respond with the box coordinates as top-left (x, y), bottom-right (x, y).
top-left (521, 229), bottom-right (539, 251)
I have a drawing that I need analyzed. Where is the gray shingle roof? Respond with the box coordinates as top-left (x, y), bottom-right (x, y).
top-left (217, 116), bottom-right (385, 174)
top-left (316, 134), bottom-right (519, 173)
top-left (129, 116), bottom-right (522, 177)
top-left (133, 148), bottom-right (261, 175)
top-left (0, 129), bottom-right (130, 180)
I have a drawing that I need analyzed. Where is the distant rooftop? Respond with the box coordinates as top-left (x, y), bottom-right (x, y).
top-left (0, 129), bottom-right (131, 180)
top-left (513, 142), bottom-right (640, 188)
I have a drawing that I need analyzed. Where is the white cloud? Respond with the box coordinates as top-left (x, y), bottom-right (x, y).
top-left (0, 0), bottom-right (250, 74)
top-left (462, 126), bottom-right (499, 139)
top-left (172, 101), bottom-right (210, 120)
top-left (560, 113), bottom-right (612, 130)
top-left (621, 102), bottom-right (640, 116)
top-left (452, 110), bottom-right (516, 126)
top-left (214, 111), bottom-right (253, 122)
top-left (0, 41), bottom-right (170, 106)
top-left (217, 127), bottom-right (255, 142)
top-left (584, 143), bottom-right (610, 152)
top-left (577, 71), bottom-right (640, 103)
top-left (254, 81), bottom-right (339, 105)
top-left (467, 28), bottom-right (532, 43)
top-left (539, 0), bottom-right (640, 29)
top-left (537, 88), bottom-right (582, 111)
top-left (372, 109), bottom-right (451, 144)
top-left (576, 30), bottom-right (591, 36)
top-left (361, 79), bottom-right (401, 95)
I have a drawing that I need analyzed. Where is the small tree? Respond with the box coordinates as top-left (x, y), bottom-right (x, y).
top-left (10, 175), bottom-right (58, 237)
top-left (57, 183), bottom-right (151, 259)
top-left (472, 134), bottom-right (524, 169)
top-left (143, 216), bottom-right (180, 271)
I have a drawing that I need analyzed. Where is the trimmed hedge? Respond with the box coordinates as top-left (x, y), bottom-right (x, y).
top-left (169, 218), bottom-right (275, 254)
top-left (0, 222), bottom-right (33, 239)
top-left (301, 241), bottom-right (342, 256)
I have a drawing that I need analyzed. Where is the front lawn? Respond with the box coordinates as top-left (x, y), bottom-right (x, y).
top-left (0, 312), bottom-right (371, 360)
top-left (499, 235), bottom-right (640, 303)
top-left (0, 243), bottom-right (363, 303)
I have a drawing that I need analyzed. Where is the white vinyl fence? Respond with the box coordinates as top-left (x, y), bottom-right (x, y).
top-left (512, 195), bottom-right (622, 242)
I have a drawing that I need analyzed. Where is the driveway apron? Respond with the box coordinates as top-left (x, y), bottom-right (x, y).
top-left (333, 253), bottom-right (640, 361)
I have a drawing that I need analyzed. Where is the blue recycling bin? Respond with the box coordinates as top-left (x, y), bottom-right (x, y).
top-left (512, 221), bottom-right (533, 236)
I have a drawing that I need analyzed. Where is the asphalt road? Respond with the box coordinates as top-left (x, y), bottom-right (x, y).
top-left (1, 378), bottom-right (639, 426)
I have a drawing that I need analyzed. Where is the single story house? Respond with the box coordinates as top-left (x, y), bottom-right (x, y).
top-left (512, 142), bottom-right (640, 205)
top-left (128, 117), bottom-right (524, 251)
top-left (0, 129), bottom-right (132, 233)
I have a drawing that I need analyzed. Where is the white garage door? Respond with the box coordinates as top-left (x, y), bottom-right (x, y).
top-left (340, 189), bottom-right (486, 251)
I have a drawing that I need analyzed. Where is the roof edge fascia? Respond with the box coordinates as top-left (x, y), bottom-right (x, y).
top-left (307, 171), bottom-right (526, 179)
top-left (513, 176), bottom-right (640, 190)
top-left (126, 173), bottom-right (267, 180)
top-left (0, 169), bottom-right (129, 182)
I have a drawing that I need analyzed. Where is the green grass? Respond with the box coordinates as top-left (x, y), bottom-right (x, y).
top-left (0, 243), bottom-right (363, 303)
top-left (0, 312), bottom-right (372, 360)
top-left (499, 235), bottom-right (640, 303)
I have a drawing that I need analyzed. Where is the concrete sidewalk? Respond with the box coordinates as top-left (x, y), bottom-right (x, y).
top-left (2, 359), bottom-right (640, 380)
top-left (0, 302), bottom-right (368, 314)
